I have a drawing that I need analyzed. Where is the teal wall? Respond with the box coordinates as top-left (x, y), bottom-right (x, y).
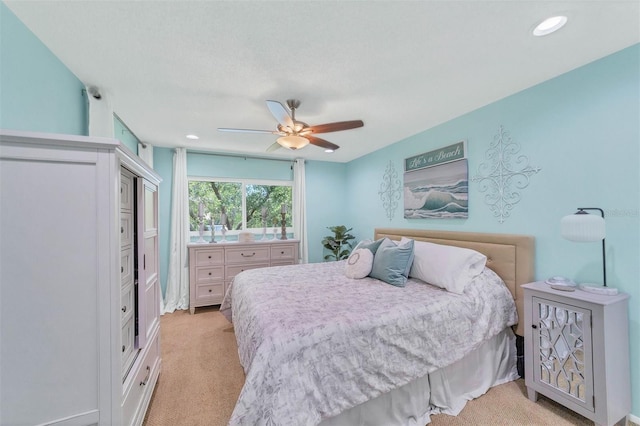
top-left (3, 2), bottom-right (639, 417)
top-left (114, 115), bottom-right (140, 154)
top-left (0, 2), bottom-right (86, 134)
top-left (345, 44), bottom-right (640, 415)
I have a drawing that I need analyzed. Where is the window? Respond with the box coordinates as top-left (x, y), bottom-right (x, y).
top-left (188, 178), bottom-right (293, 238)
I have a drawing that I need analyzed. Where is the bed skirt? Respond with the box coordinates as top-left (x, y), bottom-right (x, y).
top-left (319, 327), bottom-right (519, 426)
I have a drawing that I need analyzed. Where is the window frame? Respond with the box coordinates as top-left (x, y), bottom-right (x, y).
top-left (188, 175), bottom-right (294, 239)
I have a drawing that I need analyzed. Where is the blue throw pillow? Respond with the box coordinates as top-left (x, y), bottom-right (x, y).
top-left (369, 238), bottom-right (415, 287)
top-left (353, 238), bottom-right (384, 255)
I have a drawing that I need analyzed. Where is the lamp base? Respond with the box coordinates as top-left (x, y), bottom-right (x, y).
top-left (579, 283), bottom-right (618, 296)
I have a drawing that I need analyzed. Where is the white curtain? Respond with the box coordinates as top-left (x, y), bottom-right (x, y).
top-left (162, 147), bottom-right (190, 313)
top-left (293, 158), bottom-right (308, 263)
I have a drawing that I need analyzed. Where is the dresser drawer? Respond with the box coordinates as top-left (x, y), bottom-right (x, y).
top-left (194, 248), bottom-right (224, 266)
top-left (195, 282), bottom-right (225, 303)
top-left (271, 244), bottom-right (297, 261)
top-left (121, 248), bottom-right (134, 286)
top-left (225, 245), bottom-right (270, 264)
top-left (195, 266), bottom-right (224, 283)
top-left (226, 262), bottom-right (269, 280)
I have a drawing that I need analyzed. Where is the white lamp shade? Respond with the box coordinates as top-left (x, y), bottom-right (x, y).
top-left (277, 135), bottom-right (309, 150)
top-left (561, 213), bottom-right (605, 242)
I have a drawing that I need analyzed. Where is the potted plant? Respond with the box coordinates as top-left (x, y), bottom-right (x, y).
top-left (322, 225), bottom-right (356, 261)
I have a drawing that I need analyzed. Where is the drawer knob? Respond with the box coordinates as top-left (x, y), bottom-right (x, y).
top-left (121, 266), bottom-right (124, 273)
top-left (121, 227), bottom-right (124, 234)
top-left (281, 251), bottom-right (284, 254)
top-left (208, 255), bottom-right (212, 259)
top-left (532, 324), bottom-right (538, 329)
top-left (241, 252), bottom-right (256, 257)
top-left (208, 289), bottom-right (212, 293)
top-left (122, 306), bottom-right (127, 313)
top-left (208, 272), bottom-right (212, 275)
top-left (122, 345), bottom-right (125, 352)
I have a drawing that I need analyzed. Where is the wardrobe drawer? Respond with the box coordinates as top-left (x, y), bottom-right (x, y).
top-left (194, 248), bottom-right (224, 266)
top-left (122, 332), bottom-right (160, 426)
top-left (226, 262), bottom-right (269, 280)
top-left (195, 282), bottom-right (225, 303)
top-left (121, 316), bottom-right (136, 374)
top-left (121, 248), bottom-right (134, 286)
top-left (120, 212), bottom-right (133, 247)
top-left (121, 283), bottom-right (135, 322)
top-left (120, 171), bottom-right (133, 211)
top-left (225, 246), bottom-right (270, 264)
top-left (271, 244), bottom-right (297, 262)
top-left (195, 266), bottom-right (224, 284)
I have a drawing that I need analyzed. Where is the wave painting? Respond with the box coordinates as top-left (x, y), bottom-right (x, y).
top-left (404, 159), bottom-right (468, 219)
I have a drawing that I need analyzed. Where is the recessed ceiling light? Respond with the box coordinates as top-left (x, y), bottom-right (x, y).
top-left (324, 149), bottom-right (334, 153)
top-left (533, 15), bottom-right (568, 36)
top-left (186, 134), bottom-right (199, 140)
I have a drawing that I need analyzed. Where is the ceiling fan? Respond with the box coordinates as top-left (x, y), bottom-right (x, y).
top-left (218, 99), bottom-right (364, 152)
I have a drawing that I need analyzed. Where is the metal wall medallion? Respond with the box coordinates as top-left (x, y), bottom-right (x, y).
top-left (378, 160), bottom-right (402, 221)
top-left (472, 126), bottom-right (541, 223)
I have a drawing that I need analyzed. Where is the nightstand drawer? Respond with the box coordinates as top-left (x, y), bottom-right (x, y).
top-left (195, 248), bottom-right (224, 266)
top-left (226, 262), bottom-right (269, 280)
top-left (195, 266), bottom-right (224, 283)
top-left (225, 246), bottom-right (270, 264)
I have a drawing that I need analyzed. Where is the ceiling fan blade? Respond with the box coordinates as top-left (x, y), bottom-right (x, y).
top-left (307, 135), bottom-right (339, 151)
top-left (218, 128), bottom-right (277, 134)
top-left (266, 100), bottom-right (294, 128)
top-left (266, 142), bottom-right (282, 152)
top-left (307, 120), bottom-right (364, 134)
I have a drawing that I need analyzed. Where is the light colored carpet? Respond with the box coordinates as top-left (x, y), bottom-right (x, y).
top-left (143, 306), bottom-right (596, 426)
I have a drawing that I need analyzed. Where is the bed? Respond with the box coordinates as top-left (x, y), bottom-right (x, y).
top-left (220, 228), bottom-right (534, 425)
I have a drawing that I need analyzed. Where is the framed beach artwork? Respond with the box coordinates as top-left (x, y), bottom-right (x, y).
top-left (404, 158), bottom-right (469, 219)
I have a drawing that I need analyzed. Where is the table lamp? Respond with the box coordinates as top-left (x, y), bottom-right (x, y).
top-left (560, 207), bottom-right (617, 295)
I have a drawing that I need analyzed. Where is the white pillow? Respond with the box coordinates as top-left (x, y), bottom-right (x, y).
top-left (409, 241), bottom-right (487, 294)
top-left (344, 248), bottom-right (374, 279)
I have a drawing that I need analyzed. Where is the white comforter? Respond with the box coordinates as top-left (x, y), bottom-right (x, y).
top-left (220, 261), bottom-right (517, 426)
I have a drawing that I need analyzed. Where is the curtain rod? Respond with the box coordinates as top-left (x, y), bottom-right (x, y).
top-left (113, 112), bottom-right (147, 148)
top-left (186, 149), bottom-right (303, 164)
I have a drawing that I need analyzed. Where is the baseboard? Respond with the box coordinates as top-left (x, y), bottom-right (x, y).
top-left (628, 413), bottom-right (640, 426)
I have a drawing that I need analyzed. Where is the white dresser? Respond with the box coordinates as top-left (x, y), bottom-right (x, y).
top-left (188, 240), bottom-right (299, 313)
top-left (0, 130), bottom-right (162, 426)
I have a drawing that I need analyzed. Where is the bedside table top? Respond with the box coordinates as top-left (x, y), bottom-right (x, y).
top-left (522, 281), bottom-right (630, 305)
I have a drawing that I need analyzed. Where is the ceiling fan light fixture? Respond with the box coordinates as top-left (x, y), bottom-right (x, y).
top-left (277, 135), bottom-right (309, 150)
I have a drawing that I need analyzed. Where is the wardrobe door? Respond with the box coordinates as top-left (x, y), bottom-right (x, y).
top-left (136, 179), bottom-right (159, 348)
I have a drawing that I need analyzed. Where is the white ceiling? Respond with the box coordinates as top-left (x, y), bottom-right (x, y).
top-left (5, 1), bottom-right (639, 163)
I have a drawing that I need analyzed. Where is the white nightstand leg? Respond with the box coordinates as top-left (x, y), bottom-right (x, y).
top-left (190, 307), bottom-right (195, 315)
top-left (527, 387), bottom-right (538, 402)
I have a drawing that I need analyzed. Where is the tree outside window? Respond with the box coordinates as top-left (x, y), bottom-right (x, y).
top-left (188, 179), bottom-right (292, 234)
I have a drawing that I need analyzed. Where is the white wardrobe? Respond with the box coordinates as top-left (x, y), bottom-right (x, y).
top-left (0, 130), bottom-right (162, 425)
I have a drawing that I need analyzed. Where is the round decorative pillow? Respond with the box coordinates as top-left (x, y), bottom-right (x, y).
top-left (344, 248), bottom-right (374, 279)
